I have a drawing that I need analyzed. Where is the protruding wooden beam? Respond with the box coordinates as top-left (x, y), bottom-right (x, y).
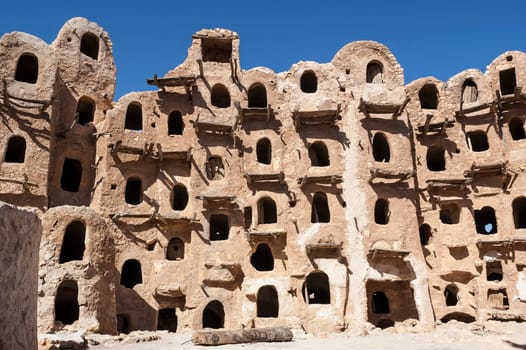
top-left (192, 327), bottom-right (293, 346)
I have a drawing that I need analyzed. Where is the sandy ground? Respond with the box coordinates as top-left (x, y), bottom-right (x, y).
top-left (62, 321), bottom-right (526, 350)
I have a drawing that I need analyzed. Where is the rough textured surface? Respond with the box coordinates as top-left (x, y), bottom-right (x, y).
top-left (191, 327), bottom-right (293, 345)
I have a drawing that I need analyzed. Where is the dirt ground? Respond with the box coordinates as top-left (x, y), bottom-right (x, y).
top-left (69, 321), bottom-right (526, 350)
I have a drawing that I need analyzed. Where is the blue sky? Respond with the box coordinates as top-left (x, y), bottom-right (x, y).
top-left (2, 0), bottom-right (526, 99)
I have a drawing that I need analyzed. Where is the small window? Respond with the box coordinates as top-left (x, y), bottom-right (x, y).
top-left (440, 203), bottom-right (460, 225)
top-left (250, 243), bottom-right (274, 271)
top-left (202, 300), bottom-right (225, 329)
top-left (372, 133), bottom-right (390, 163)
top-left (120, 259), bottom-right (142, 288)
top-left (60, 158), bottom-right (82, 192)
top-left (166, 237), bottom-right (184, 260)
top-left (487, 288), bottom-right (509, 310)
top-left (300, 70), bottom-right (317, 93)
top-left (444, 284), bottom-right (458, 306)
top-left (257, 285), bottom-right (279, 318)
top-left (209, 214), bottom-right (229, 241)
top-left (374, 198), bottom-right (389, 225)
top-left (172, 184), bottom-right (189, 211)
top-left (59, 221), bottom-right (86, 263)
top-left (55, 280), bottom-right (79, 325)
top-left (426, 146), bottom-right (445, 171)
top-left (512, 197), bottom-right (526, 229)
top-left (206, 156), bottom-right (225, 181)
top-left (366, 61), bottom-right (383, 84)
top-left (4, 135), bottom-right (26, 163)
top-left (168, 111), bottom-right (184, 135)
top-left (308, 142), bottom-right (330, 167)
top-left (15, 53), bottom-right (38, 84)
top-left (419, 224), bottom-right (432, 246)
top-left (157, 308), bottom-right (177, 332)
top-left (302, 271), bottom-right (330, 304)
top-left (124, 103), bottom-right (143, 131)
top-left (258, 197), bottom-right (277, 224)
top-left (499, 68), bottom-right (516, 95)
top-left (80, 33), bottom-right (99, 60)
top-left (248, 83), bottom-right (267, 108)
top-left (419, 84), bottom-right (438, 109)
top-left (311, 192), bottom-right (330, 223)
top-left (371, 291), bottom-right (389, 314)
top-left (256, 138), bottom-right (272, 164)
top-left (486, 261), bottom-right (503, 282)
top-left (509, 118), bottom-right (526, 140)
top-left (76, 96), bottom-right (95, 125)
top-left (201, 38), bottom-right (232, 63)
top-left (467, 131), bottom-right (489, 152)
top-left (462, 79), bottom-right (478, 104)
top-left (125, 178), bottom-right (142, 205)
top-left (475, 206), bottom-right (497, 234)
top-left (211, 84), bottom-right (230, 108)
top-left (244, 206), bottom-right (252, 229)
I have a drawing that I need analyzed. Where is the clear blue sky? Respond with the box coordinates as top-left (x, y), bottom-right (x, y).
top-left (2, 0), bottom-right (526, 99)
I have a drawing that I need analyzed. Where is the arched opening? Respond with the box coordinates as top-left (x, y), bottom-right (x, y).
top-left (258, 197), bottom-right (277, 224)
top-left (512, 197), bottom-right (526, 229)
top-left (500, 68), bottom-right (516, 95)
top-left (171, 184), bottom-right (189, 211)
top-left (125, 177), bottom-right (142, 205)
top-left (308, 142), bottom-right (330, 167)
top-left (15, 53), bottom-right (38, 84)
top-left (475, 206), bottom-right (497, 234)
top-left (257, 286), bottom-right (279, 317)
top-left (419, 84), bottom-right (438, 109)
top-left (439, 203), bottom-right (460, 225)
top-left (366, 61), bottom-right (383, 84)
top-left (419, 224), bottom-right (432, 246)
top-left (302, 271), bottom-right (330, 304)
top-left (444, 284), bottom-right (459, 306)
top-left (509, 118), bottom-right (526, 140)
top-left (248, 83), bottom-right (267, 108)
top-left (120, 259), bottom-right (142, 288)
top-left (80, 32), bottom-right (99, 60)
top-left (467, 131), bottom-right (489, 152)
top-left (372, 291), bottom-right (389, 314)
top-left (300, 70), bottom-right (317, 93)
top-left (256, 138), bottom-right (272, 164)
top-left (168, 111), bottom-right (184, 135)
top-left (166, 237), bottom-right (184, 260)
top-left (117, 314), bottom-right (130, 334)
top-left (250, 243), bottom-right (274, 271)
top-left (59, 221), bottom-right (86, 263)
top-left (4, 135), bottom-right (26, 163)
top-left (486, 261), bottom-right (503, 282)
top-left (206, 156), bottom-right (225, 181)
top-left (440, 312), bottom-right (475, 324)
top-left (211, 84), bottom-right (230, 108)
top-left (60, 158), bottom-right (82, 192)
top-left (55, 280), bottom-right (79, 325)
top-left (426, 146), bottom-right (445, 171)
top-left (209, 214), bottom-right (229, 241)
top-left (462, 79), bottom-right (478, 104)
top-left (372, 133), bottom-right (390, 162)
top-left (202, 300), bottom-right (224, 329)
top-left (124, 103), bottom-right (143, 130)
top-left (157, 308), bottom-right (177, 332)
top-left (76, 96), bottom-right (95, 125)
top-left (374, 198), bottom-right (390, 225)
top-left (311, 192), bottom-right (330, 223)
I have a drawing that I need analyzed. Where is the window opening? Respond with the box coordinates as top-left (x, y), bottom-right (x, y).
top-left (157, 308), bottom-right (177, 332)
top-left (201, 38), bottom-right (232, 63)
top-left (444, 284), bottom-right (458, 306)
top-left (419, 84), bottom-right (438, 109)
top-left (426, 146), bottom-right (445, 171)
top-left (487, 289), bottom-right (509, 310)
top-left (366, 61), bottom-right (383, 84)
top-left (76, 96), bottom-right (95, 125)
top-left (467, 131), bottom-right (489, 152)
top-left (475, 206), bottom-right (497, 234)
top-left (248, 83), bottom-right (267, 108)
top-left (509, 118), bottom-right (526, 140)
top-left (300, 70), bottom-right (317, 93)
top-left (244, 206), bottom-right (252, 230)
top-left (512, 197), bottom-right (526, 229)
top-left (124, 103), bottom-right (143, 130)
top-left (486, 261), bottom-right (503, 282)
top-left (60, 158), bottom-right (82, 192)
top-left (172, 184), bottom-right (189, 210)
top-left (439, 203), bottom-right (460, 225)
top-left (372, 291), bottom-right (390, 314)
top-left (209, 214), bottom-right (229, 241)
top-left (302, 271), bottom-right (330, 304)
top-left (120, 259), bottom-right (142, 288)
top-left (202, 300), bottom-right (224, 329)
top-left (80, 33), bottom-right (99, 60)
top-left (206, 156), bottom-right (225, 181)
top-left (166, 237), bottom-right (184, 260)
top-left (308, 142), bottom-right (330, 167)
top-left (125, 178), bottom-right (142, 205)
top-left (374, 198), bottom-right (389, 225)
top-left (15, 53), bottom-right (38, 84)
top-left (372, 133), bottom-right (390, 162)
top-left (250, 243), bottom-right (274, 271)
top-left (256, 138), bottom-right (272, 164)
top-left (419, 224), bottom-right (432, 246)
top-left (257, 286), bottom-right (279, 318)
top-left (311, 192), bottom-right (330, 223)
top-left (211, 84), bottom-right (230, 108)
top-left (258, 197), bottom-right (277, 224)
top-left (59, 221), bottom-right (86, 263)
top-left (55, 280), bottom-right (79, 325)
top-left (462, 79), bottom-right (478, 104)
top-left (4, 136), bottom-right (26, 163)
top-left (500, 68), bottom-right (516, 95)
top-left (168, 111), bottom-right (184, 135)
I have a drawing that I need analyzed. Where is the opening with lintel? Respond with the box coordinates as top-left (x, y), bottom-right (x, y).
top-left (512, 197), bottom-right (526, 229)
top-left (309, 141), bottom-right (330, 167)
top-left (125, 177), bottom-right (142, 205)
top-left (440, 203), bottom-right (460, 225)
top-left (166, 237), bottom-right (184, 260)
top-left (499, 68), bottom-right (516, 95)
top-left (487, 261), bottom-right (503, 282)
top-left (258, 197), bottom-right (277, 224)
top-left (467, 131), bottom-right (489, 152)
top-left (206, 156), bottom-right (225, 181)
top-left (372, 133), bottom-right (390, 163)
top-left (256, 138), bottom-right (272, 165)
top-left (427, 145), bottom-right (445, 171)
top-left (59, 220), bottom-right (86, 263)
top-left (311, 192), bottom-right (330, 223)
top-left (209, 214), bottom-right (229, 241)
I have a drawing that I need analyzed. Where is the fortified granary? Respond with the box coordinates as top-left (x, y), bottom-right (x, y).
top-left (1, 17), bottom-right (526, 348)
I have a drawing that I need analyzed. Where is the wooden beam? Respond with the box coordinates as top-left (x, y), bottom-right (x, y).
top-left (192, 327), bottom-right (293, 346)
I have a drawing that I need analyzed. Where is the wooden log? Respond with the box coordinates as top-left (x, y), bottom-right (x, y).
top-left (192, 327), bottom-right (293, 346)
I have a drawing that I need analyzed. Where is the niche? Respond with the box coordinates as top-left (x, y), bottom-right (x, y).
top-left (419, 224), bottom-right (432, 246)
top-left (474, 206), bottom-right (497, 234)
top-left (300, 70), bottom-right (317, 93)
top-left (80, 32), bottom-right (99, 60)
top-left (244, 206), bottom-right (252, 229)
top-left (124, 102), bottom-right (143, 131)
top-left (248, 83), bottom-right (267, 108)
top-left (419, 84), bottom-right (438, 109)
top-left (59, 221), bottom-right (86, 263)
top-left (250, 243), bottom-right (274, 271)
top-left (125, 178), bottom-right (142, 205)
top-left (256, 138), bottom-right (272, 164)
top-left (4, 135), bottom-right (26, 163)
top-left (171, 184), bottom-right (189, 210)
top-left (499, 68), bottom-right (516, 95)
top-left (486, 261), bottom-right (503, 282)
top-left (372, 133), bottom-right (390, 162)
top-left (426, 146), bottom-right (445, 171)
top-left (371, 291), bottom-right (390, 314)
top-left (308, 142), bottom-right (330, 167)
top-left (444, 284), bottom-right (459, 306)
top-left (168, 111), bottom-right (184, 135)
top-left (512, 197), bottom-right (526, 229)
top-left (366, 61), bottom-right (383, 84)
top-left (15, 53), bottom-right (38, 84)
top-left (302, 271), bottom-right (330, 304)
top-left (374, 198), bottom-right (390, 225)
top-left (440, 312), bottom-right (475, 324)
top-left (258, 197), bottom-right (277, 224)
top-left (55, 280), bottom-right (79, 325)
top-left (439, 203), bottom-right (460, 225)
top-left (257, 285), bottom-right (279, 318)
top-left (76, 96), bottom-right (95, 125)
top-left (209, 214), bottom-right (229, 241)
top-left (206, 156), bottom-right (225, 181)
top-left (201, 38), bottom-right (232, 63)
top-left (509, 118), bottom-right (526, 140)
top-left (211, 84), bottom-right (230, 108)
top-left (462, 79), bottom-right (478, 104)
top-left (120, 259), bottom-right (142, 288)
top-left (166, 237), bottom-right (184, 260)
top-left (311, 192), bottom-right (330, 223)
top-left (157, 308), bottom-right (177, 332)
top-left (487, 288), bottom-right (509, 310)
top-left (60, 158), bottom-right (82, 192)
top-left (467, 131), bottom-right (489, 152)
top-left (202, 300), bottom-right (225, 329)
